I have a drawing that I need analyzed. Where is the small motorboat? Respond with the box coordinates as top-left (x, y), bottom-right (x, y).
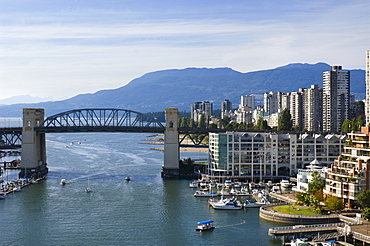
top-left (124, 177), bottom-right (130, 182)
top-left (243, 199), bottom-right (266, 208)
top-left (60, 179), bottom-right (66, 185)
top-left (210, 197), bottom-right (243, 210)
top-left (280, 179), bottom-right (291, 188)
top-left (194, 190), bottom-right (219, 197)
top-left (195, 220), bottom-right (215, 231)
top-left (85, 187), bottom-right (92, 193)
top-left (224, 180), bottom-right (233, 187)
top-left (189, 181), bottom-right (198, 188)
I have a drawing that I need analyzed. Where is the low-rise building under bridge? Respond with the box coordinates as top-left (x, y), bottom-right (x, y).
top-left (0, 108), bottom-right (209, 179)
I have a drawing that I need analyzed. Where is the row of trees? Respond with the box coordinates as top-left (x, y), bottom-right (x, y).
top-left (148, 104), bottom-right (365, 132)
top-left (177, 108), bottom-right (294, 131)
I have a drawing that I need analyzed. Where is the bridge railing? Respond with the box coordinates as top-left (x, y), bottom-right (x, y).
top-left (268, 222), bottom-right (345, 234)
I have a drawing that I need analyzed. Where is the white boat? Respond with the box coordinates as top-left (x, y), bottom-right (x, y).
top-left (195, 220), bottom-right (215, 231)
top-left (60, 179), bottom-right (66, 185)
top-left (85, 177), bottom-right (92, 193)
top-left (290, 238), bottom-right (309, 246)
top-left (189, 181), bottom-right (198, 188)
top-left (271, 185), bottom-right (280, 193)
top-left (280, 179), bottom-right (291, 188)
top-left (210, 197), bottom-right (243, 210)
top-left (12, 186), bottom-right (21, 192)
top-left (243, 199), bottom-right (268, 208)
top-left (194, 190), bottom-right (219, 197)
top-left (224, 180), bottom-right (233, 187)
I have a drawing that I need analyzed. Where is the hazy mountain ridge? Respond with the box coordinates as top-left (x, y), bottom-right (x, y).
top-left (0, 63), bottom-right (365, 117)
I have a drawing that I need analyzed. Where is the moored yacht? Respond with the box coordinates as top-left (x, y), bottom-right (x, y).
top-left (194, 189), bottom-right (219, 197)
top-left (210, 197), bottom-right (243, 210)
top-left (189, 180), bottom-right (198, 188)
top-left (280, 179), bottom-right (291, 188)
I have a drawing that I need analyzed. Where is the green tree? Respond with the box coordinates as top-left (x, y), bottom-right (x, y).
top-left (357, 190), bottom-right (370, 208)
top-left (277, 109), bottom-right (292, 131)
top-left (179, 117), bottom-right (188, 128)
top-left (255, 117), bottom-right (269, 130)
top-left (308, 171), bottom-right (325, 195)
top-left (342, 119), bottom-right (351, 133)
top-left (325, 196), bottom-right (344, 212)
top-left (219, 116), bottom-right (230, 129)
top-left (189, 119), bottom-right (195, 128)
top-left (197, 114), bottom-right (206, 128)
top-left (296, 192), bottom-right (311, 206)
top-left (363, 208), bottom-right (370, 221)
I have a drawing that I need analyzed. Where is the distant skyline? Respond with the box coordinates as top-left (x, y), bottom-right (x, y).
top-left (0, 0), bottom-right (369, 101)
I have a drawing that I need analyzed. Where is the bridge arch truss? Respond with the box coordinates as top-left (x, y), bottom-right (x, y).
top-left (39, 108), bottom-right (165, 133)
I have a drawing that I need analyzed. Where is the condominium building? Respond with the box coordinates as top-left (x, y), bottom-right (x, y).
top-left (221, 99), bottom-right (232, 119)
top-left (324, 127), bottom-right (370, 208)
top-left (322, 66), bottom-right (350, 132)
top-left (240, 95), bottom-right (255, 110)
top-left (264, 91), bottom-right (284, 114)
top-left (208, 131), bottom-right (345, 179)
top-left (190, 101), bottom-right (213, 121)
top-left (366, 50), bottom-right (370, 126)
top-left (302, 84), bottom-right (323, 132)
top-left (289, 90), bottom-right (303, 131)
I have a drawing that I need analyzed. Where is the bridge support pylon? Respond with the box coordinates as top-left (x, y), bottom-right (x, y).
top-left (20, 108), bottom-right (48, 178)
top-left (162, 108), bottom-right (180, 179)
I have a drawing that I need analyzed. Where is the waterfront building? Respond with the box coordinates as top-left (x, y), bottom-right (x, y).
top-left (294, 161), bottom-right (328, 193)
top-left (209, 131), bottom-right (345, 179)
top-left (366, 50), bottom-right (370, 126)
top-left (322, 66), bottom-right (350, 132)
top-left (324, 127), bottom-right (370, 208)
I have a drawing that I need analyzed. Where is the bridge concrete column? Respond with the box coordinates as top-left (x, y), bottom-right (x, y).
top-left (162, 108), bottom-right (180, 179)
top-left (20, 108), bottom-right (48, 178)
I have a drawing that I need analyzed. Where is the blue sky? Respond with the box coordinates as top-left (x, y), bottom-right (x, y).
top-left (0, 0), bottom-right (369, 101)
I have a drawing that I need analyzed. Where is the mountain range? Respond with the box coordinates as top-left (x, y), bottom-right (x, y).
top-left (0, 62), bottom-right (365, 117)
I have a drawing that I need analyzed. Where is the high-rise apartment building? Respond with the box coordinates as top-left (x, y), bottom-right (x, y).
top-left (264, 91), bottom-right (284, 114)
top-left (366, 50), bottom-right (370, 126)
top-left (240, 95), bottom-right (255, 110)
top-left (302, 84), bottom-right (323, 132)
top-left (191, 101), bottom-right (213, 121)
top-left (322, 66), bottom-right (350, 132)
top-left (221, 99), bottom-right (232, 119)
top-left (289, 90), bottom-right (303, 131)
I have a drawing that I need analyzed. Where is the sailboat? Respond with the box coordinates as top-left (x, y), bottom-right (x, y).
top-left (85, 177), bottom-right (92, 193)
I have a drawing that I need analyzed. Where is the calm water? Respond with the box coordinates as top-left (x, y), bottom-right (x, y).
top-left (1, 132), bottom-right (282, 246)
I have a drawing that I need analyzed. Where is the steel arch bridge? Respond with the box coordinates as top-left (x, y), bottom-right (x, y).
top-left (37, 108), bottom-right (165, 133)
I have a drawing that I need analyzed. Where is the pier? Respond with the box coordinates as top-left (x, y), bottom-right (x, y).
top-left (268, 222), bottom-right (345, 237)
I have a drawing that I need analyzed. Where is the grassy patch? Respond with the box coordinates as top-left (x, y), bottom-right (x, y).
top-left (274, 205), bottom-right (320, 215)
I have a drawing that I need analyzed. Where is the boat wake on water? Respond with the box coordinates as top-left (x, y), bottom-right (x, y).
top-left (215, 220), bottom-right (247, 228)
